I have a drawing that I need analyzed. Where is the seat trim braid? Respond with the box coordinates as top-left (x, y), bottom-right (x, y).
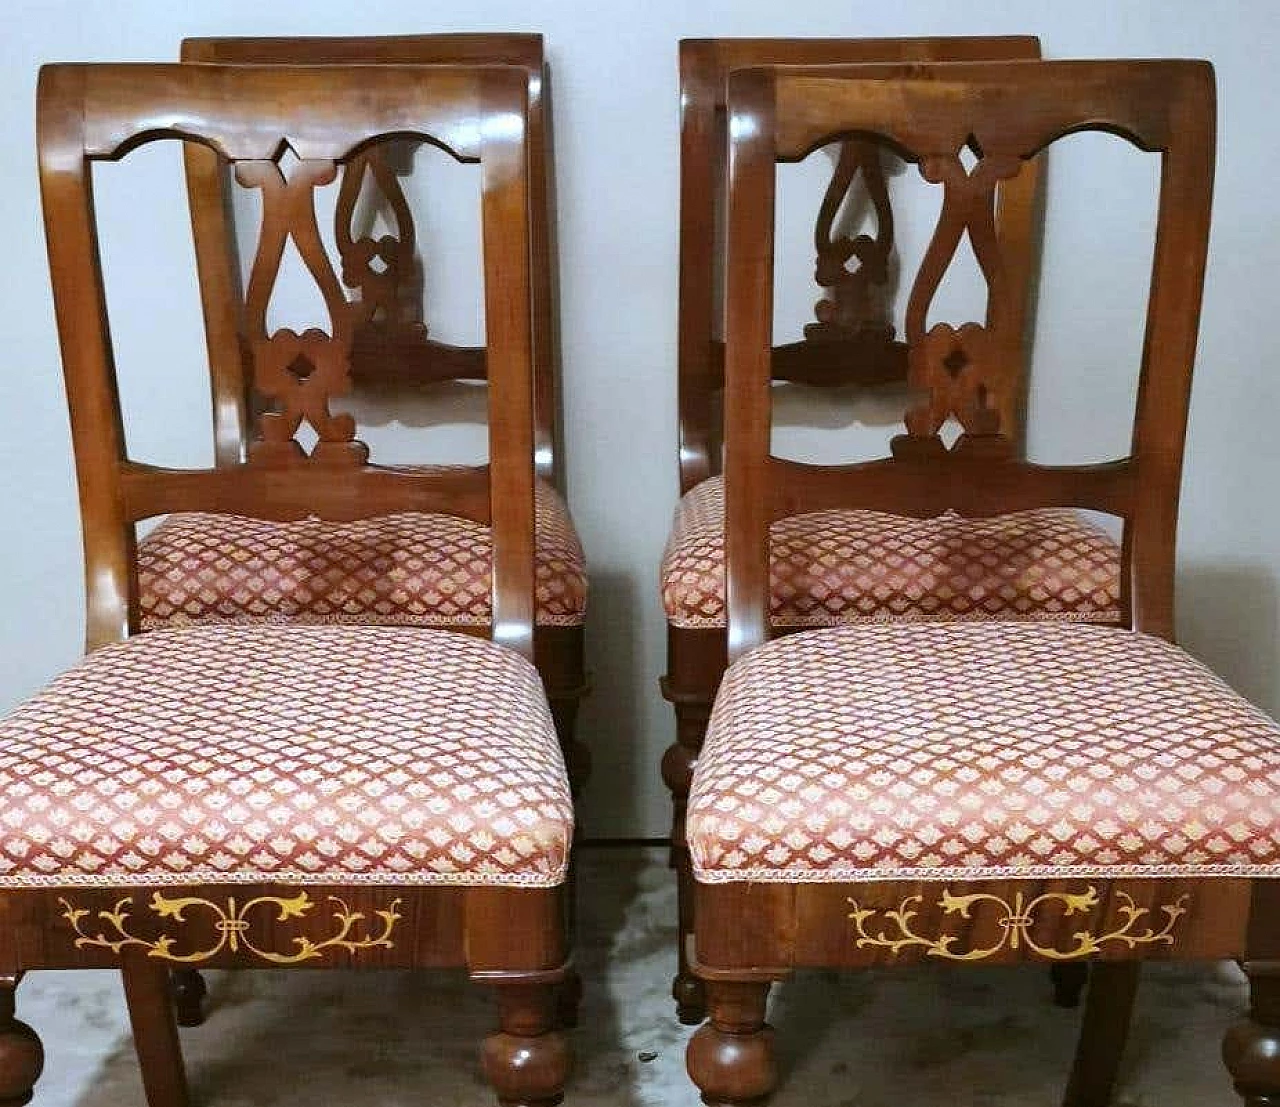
top-left (688, 622), bottom-right (1280, 885)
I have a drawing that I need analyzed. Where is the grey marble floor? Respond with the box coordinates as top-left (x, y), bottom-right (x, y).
top-left (18, 848), bottom-right (1247, 1106)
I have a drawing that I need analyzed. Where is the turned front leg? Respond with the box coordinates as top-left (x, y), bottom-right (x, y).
top-left (481, 981), bottom-right (570, 1107)
top-left (687, 980), bottom-right (777, 1106)
top-left (0, 977), bottom-right (42, 1107)
top-left (1225, 961), bottom-right (1280, 1106)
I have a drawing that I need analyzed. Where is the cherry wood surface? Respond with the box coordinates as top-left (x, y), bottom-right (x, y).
top-left (21, 60), bottom-right (572, 1107)
top-left (663, 34), bottom-right (1046, 1027)
top-left (679, 58), bottom-right (1246, 1107)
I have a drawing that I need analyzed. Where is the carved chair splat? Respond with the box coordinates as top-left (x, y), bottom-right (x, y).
top-left (14, 60), bottom-right (574, 1107)
top-left (680, 59), bottom-right (1277, 1107)
top-left (661, 35), bottom-right (1111, 1026)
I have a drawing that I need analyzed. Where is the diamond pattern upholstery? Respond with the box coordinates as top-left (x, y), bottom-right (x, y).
top-left (661, 476), bottom-right (1122, 629)
top-left (688, 622), bottom-right (1280, 883)
top-left (0, 625), bottom-right (573, 887)
top-left (138, 477), bottom-right (587, 630)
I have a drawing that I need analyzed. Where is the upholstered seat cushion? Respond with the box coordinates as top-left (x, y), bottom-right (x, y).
top-left (661, 476), bottom-right (1121, 629)
top-left (688, 622), bottom-right (1280, 883)
top-left (0, 625), bottom-right (573, 887)
top-left (137, 480), bottom-right (587, 630)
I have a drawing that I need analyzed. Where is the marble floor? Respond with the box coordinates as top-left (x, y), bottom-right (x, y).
top-left (18, 847), bottom-right (1247, 1106)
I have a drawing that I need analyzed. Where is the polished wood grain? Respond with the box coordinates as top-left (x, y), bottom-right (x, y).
top-left (664, 35), bottom-right (1046, 1026)
top-left (686, 59), bottom-right (1230, 1107)
top-left (31, 60), bottom-right (568, 1107)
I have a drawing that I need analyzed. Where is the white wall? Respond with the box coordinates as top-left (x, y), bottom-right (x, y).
top-left (2, 0), bottom-right (1278, 838)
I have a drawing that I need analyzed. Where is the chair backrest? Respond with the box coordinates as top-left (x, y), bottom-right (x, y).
top-left (677, 36), bottom-right (1043, 494)
top-left (721, 59), bottom-right (1215, 661)
top-left (37, 61), bottom-right (539, 659)
top-left (179, 35), bottom-right (562, 488)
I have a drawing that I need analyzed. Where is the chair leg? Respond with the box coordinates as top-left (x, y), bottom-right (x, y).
top-left (123, 961), bottom-right (191, 1107)
top-left (663, 699), bottom-right (712, 1024)
top-left (1061, 962), bottom-right (1140, 1107)
top-left (481, 981), bottom-right (570, 1107)
top-left (170, 968), bottom-right (207, 1027)
top-left (1051, 962), bottom-right (1090, 1008)
top-left (1224, 961), bottom-right (1280, 1106)
top-left (556, 968), bottom-right (583, 1030)
top-left (550, 696), bottom-right (590, 799)
top-left (0, 976), bottom-right (42, 1107)
top-left (687, 981), bottom-right (777, 1106)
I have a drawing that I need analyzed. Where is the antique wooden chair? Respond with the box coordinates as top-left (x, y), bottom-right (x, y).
top-left (682, 59), bottom-right (1280, 1107)
top-left (2, 61), bottom-right (574, 1107)
top-left (170, 34), bottom-right (586, 781)
top-left (163, 33), bottom-right (586, 1032)
top-left (661, 35), bottom-right (1129, 1024)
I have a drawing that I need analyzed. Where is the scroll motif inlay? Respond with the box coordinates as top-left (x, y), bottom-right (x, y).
top-left (902, 145), bottom-right (1023, 442)
top-left (847, 887), bottom-right (1189, 962)
top-left (59, 892), bottom-right (402, 965)
top-left (237, 155), bottom-right (369, 466)
top-left (805, 140), bottom-right (895, 348)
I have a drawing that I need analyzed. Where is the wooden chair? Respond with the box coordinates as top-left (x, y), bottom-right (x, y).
top-left (172, 33), bottom-right (585, 778)
top-left (164, 33), bottom-right (585, 1032)
top-left (4, 61), bottom-right (574, 1107)
top-left (680, 58), bottom-right (1280, 1107)
top-left (661, 35), bottom-right (1132, 1024)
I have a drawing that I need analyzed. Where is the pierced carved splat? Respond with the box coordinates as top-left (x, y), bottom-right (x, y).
top-left (805, 139), bottom-right (895, 347)
top-left (332, 143), bottom-right (489, 387)
top-left (334, 146), bottom-right (423, 330)
top-left (237, 155), bottom-right (369, 467)
top-left (899, 142), bottom-right (1023, 449)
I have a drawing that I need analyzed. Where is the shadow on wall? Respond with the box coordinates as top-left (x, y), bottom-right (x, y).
top-left (574, 568), bottom-right (644, 838)
top-left (1177, 562), bottom-right (1280, 716)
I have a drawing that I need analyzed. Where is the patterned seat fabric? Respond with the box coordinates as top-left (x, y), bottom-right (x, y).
top-left (0, 625), bottom-right (573, 887)
top-left (661, 476), bottom-right (1122, 629)
top-left (138, 478), bottom-right (587, 630)
top-left (688, 622), bottom-right (1280, 883)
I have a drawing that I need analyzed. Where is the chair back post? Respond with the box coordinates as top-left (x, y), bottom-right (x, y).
top-left (721, 60), bottom-right (1216, 662)
top-left (480, 68), bottom-right (537, 658)
top-left (37, 61), bottom-right (540, 661)
top-left (37, 65), bottom-right (135, 651)
top-left (1128, 66), bottom-right (1216, 638)
top-left (676, 40), bottom-right (721, 493)
top-left (722, 69), bottom-right (778, 663)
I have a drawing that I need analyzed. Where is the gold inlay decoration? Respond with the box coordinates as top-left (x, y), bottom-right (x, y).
top-left (847, 887), bottom-right (1188, 962)
top-left (58, 892), bottom-right (402, 965)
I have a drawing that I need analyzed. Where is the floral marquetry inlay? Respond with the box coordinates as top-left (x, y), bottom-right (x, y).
top-left (59, 891), bottom-right (402, 965)
top-left (847, 887), bottom-right (1189, 962)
